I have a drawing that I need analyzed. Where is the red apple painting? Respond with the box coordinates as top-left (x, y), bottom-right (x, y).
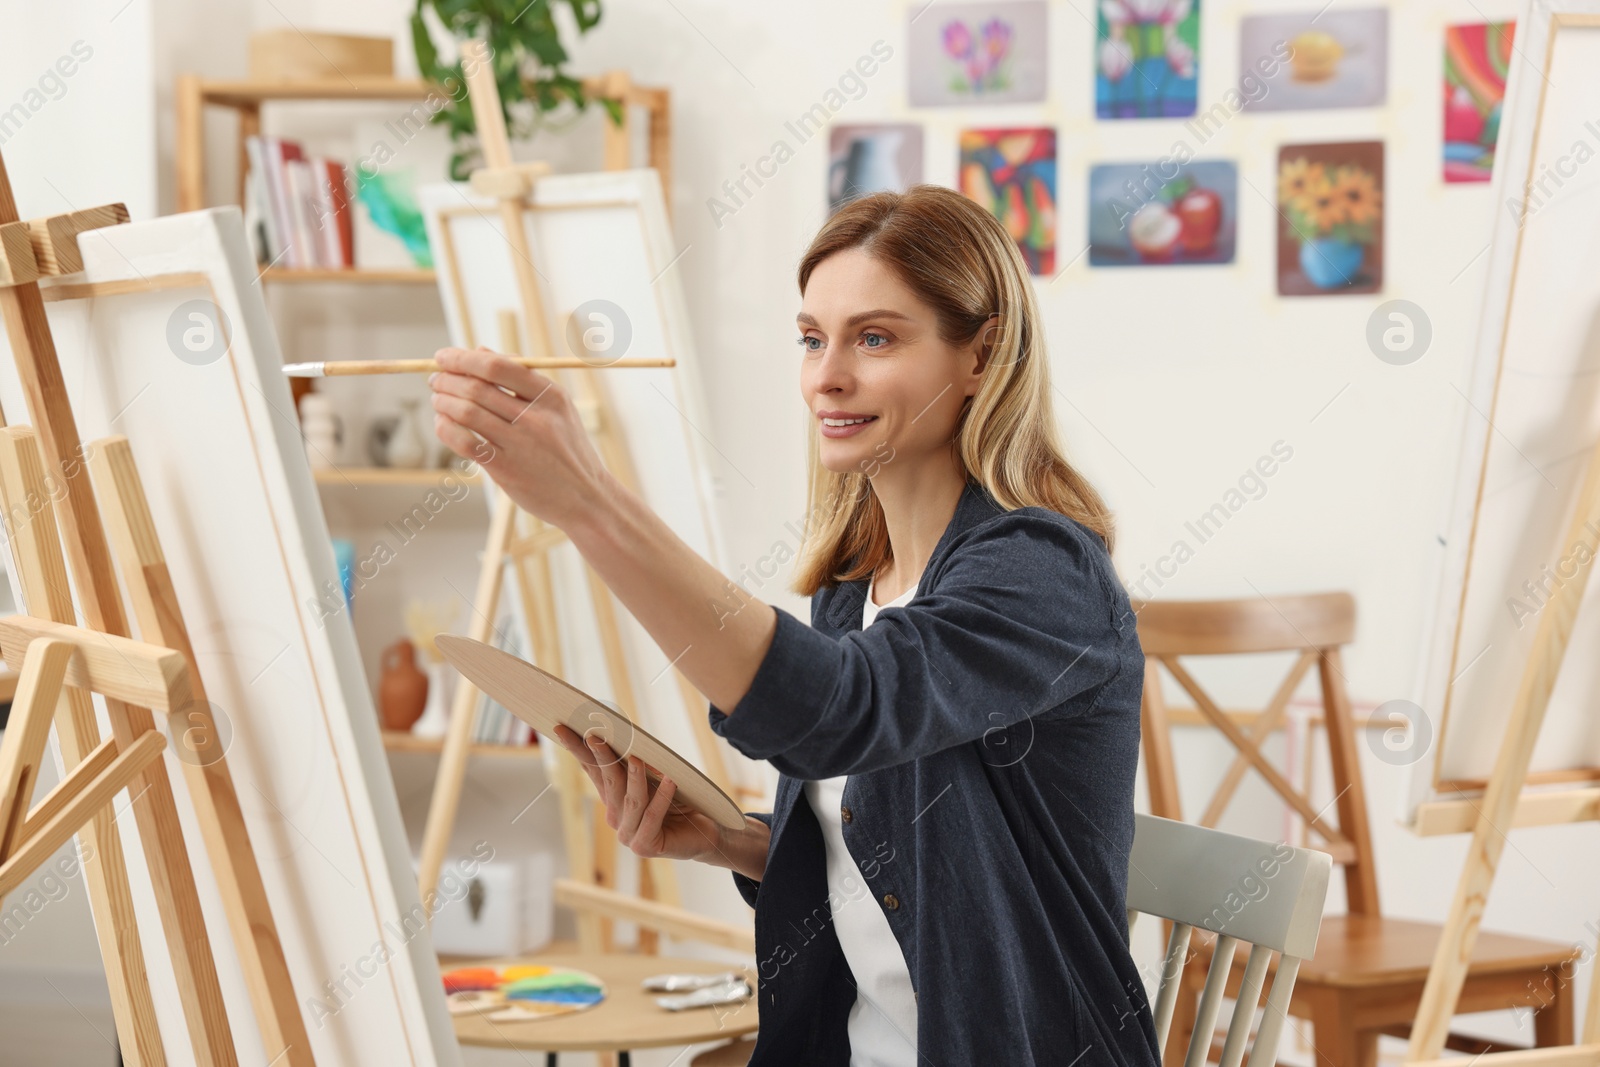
top-left (1088, 160), bottom-right (1236, 266)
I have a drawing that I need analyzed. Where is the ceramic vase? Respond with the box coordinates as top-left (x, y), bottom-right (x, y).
top-left (385, 398), bottom-right (428, 469)
top-left (410, 659), bottom-right (451, 739)
top-left (378, 638), bottom-right (428, 732)
top-left (1300, 237), bottom-right (1365, 288)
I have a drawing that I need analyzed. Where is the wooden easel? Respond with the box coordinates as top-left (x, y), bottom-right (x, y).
top-left (1402, 416), bottom-right (1600, 1064)
top-left (414, 41), bottom-right (751, 952)
top-left (0, 149), bottom-right (314, 1065)
top-left (1400, 6), bottom-right (1600, 1063)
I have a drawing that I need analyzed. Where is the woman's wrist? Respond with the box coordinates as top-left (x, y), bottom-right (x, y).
top-left (699, 815), bottom-right (770, 882)
top-left (559, 466), bottom-right (626, 547)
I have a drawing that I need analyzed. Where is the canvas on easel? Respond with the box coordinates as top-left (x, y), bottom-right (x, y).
top-left (416, 166), bottom-right (757, 802)
top-left (1401, 2), bottom-right (1600, 1061)
top-left (0, 198), bottom-right (461, 1064)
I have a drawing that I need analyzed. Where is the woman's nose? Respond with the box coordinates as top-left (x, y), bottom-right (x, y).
top-left (811, 340), bottom-right (854, 391)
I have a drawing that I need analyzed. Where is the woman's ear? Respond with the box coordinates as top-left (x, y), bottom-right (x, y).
top-left (969, 313), bottom-right (1001, 385)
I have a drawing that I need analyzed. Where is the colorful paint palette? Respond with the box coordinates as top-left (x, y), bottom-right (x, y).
top-left (441, 964), bottom-right (606, 1023)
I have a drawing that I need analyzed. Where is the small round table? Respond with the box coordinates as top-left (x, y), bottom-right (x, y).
top-left (452, 953), bottom-right (759, 1066)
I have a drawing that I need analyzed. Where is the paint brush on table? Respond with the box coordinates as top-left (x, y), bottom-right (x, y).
top-left (283, 356), bottom-right (676, 377)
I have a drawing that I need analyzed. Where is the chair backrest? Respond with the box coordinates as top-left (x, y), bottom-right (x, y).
top-left (1133, 592), bottom-right (1380, 916)
top-left (1128, 813), bottom-right (1332, 1067)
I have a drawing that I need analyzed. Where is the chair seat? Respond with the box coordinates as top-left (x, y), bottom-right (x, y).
top-left (1301, 915), bottom-right (1574, 988)
top-left (1190, 914), bottom-right (1575, 989)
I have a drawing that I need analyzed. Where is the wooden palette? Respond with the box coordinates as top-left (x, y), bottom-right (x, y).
top-left (436, 634), bottom-right (746, 830)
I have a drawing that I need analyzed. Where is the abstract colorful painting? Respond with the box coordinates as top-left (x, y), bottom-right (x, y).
top-left (1088, 161), bottom-right (1237, 267)
top-left (828, 124), bottom-right (924, 214)
top-left (1240, 8), bottom-right (1388, 112)
top-left (1445, 22), bottom-right (1515, 182)
top-left (1276, 141), bottom-right (1384, 296)
top-left (959, 128), bottom-right (1056, 275)
top-left (909, 1), bottom-right (1048, 107)
top-left (1096, 0), bottom-right (1199, 119)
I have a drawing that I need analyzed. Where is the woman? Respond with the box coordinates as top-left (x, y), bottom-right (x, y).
top-left (427, 184), bottom-right (1160, 1066)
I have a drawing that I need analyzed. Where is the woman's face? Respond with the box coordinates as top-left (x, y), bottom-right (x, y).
top-left (797, 248), bottom-right (985, 482)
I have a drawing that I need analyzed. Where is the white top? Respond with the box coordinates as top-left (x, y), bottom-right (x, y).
top-left (804, 576), bottom-right (919, 1067)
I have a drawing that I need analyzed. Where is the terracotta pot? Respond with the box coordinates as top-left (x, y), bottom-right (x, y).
top-left (378, 638), bottom-right (429, 732)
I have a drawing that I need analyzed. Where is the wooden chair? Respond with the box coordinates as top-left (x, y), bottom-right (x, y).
top-left (1132, 813), bottom-right (1332, 1066)
top-left (1136, 593), bottom-right (1579, 1067)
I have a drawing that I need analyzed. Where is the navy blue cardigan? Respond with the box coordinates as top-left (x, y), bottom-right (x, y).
top-left (708, 477), bottom-right (1161, 1066)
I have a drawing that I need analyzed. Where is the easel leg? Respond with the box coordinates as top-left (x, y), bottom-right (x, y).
top-left (419, 488), bottom-right (518, 905)
top-left (89, 435), bottom-right (315, 1066)
top-left (1408, 426), bottom-right (1600, 1061)
top-left (505, 516), bottom-right (606, 953)
top-left (0, 637), bottom-right (72, 860)
top-left (0, 430), bottom-right (167, 1066)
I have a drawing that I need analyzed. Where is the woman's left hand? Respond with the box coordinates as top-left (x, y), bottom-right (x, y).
top-left (428, 346), bottom-right (609, 530)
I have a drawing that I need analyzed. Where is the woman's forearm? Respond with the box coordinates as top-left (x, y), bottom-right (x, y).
top-left (563, 467), bottom-right (778, 717)
top-left (700, 815), bottom-right (772, 882)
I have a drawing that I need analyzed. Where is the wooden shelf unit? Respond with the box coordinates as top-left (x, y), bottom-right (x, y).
top-left (175, 71), bottom-right (672, 222)
top-left (176, 76), bottom-right (439, 215)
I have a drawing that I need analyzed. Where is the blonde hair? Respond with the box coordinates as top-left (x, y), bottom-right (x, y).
top-left (791, 184), bottom-right (1116, 596)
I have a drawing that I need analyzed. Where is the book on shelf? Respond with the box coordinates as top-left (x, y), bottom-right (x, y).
top-left (472, 624), bottom-right (536, 748)
top-left (243, 134), bottom-right (356, 271)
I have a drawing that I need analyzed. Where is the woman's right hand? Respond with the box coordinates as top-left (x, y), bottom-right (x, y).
top-left (552, 724), bottom-right (733, 866)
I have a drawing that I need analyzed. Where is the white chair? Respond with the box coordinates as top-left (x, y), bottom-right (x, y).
top-left (1129, 813), bottom-right (1332, 1067)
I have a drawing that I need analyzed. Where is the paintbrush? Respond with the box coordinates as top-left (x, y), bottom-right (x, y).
top-left (282, 356), bottom-right (676, 377)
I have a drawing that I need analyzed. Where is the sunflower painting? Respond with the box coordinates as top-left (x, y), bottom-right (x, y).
top-left (1276, 141), bottom-right (1384, 295)
top-left (1096, 0), bottom-right (1200, 119)
top-left (959, 128), bottom-right (1057, 275)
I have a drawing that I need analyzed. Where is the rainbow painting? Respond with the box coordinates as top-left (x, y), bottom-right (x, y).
top-left (958, 127), bottom-right (1057, 275)
top-left (1444, 22), bottom-right (1515, 183)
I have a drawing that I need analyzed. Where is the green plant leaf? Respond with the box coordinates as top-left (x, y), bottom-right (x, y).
top-left (414, 0), bottom-right (608, 177)
top-left (411, 10), bottom-right (441, 78)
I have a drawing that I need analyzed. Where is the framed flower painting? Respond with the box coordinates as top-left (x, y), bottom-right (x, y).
top-left (1276, 141), bottom-right (1385, 296)
top-left (909, 1), bottom-right (1048, 107)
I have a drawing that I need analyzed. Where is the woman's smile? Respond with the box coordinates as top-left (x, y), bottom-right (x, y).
top-left (818, 410), bottom-right (880, 438)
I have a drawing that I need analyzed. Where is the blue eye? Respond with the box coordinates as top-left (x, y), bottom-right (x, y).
top-left (862, 333), bottom-right (889, 349)
top-left (797, 335), bottom-right (823, 353)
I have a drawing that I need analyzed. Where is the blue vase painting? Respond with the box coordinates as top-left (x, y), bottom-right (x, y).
top-left (1299, 238), bottom-right (1366, 288)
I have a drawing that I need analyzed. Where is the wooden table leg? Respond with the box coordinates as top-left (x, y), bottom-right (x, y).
top-left (1311, 998), bottom-right (1379, 1067)
top-left (1534, 970), bottom-right (1575, 1047)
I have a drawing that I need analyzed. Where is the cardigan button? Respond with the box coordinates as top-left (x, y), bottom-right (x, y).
top-left (840, 805), bottom-right (853, 824)
top-left (882, 893), bottom-right (899, 910)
